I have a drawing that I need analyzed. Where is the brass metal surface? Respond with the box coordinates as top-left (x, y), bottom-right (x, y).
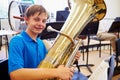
top-left (38, 1), bottom-right (107, 79)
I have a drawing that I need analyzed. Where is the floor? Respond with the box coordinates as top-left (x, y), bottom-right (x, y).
top-left (0, 42), bottom-right (120, 80)
top-left (78, 46), bottom-right (120, 80)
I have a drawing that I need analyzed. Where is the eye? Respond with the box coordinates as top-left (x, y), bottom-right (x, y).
top-left (42, 19), bottom-right (47, 23)
top-left (34, 18), bottom-right (40, 22)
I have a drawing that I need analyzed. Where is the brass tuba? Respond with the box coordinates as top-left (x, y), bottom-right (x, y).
top-left (38, 0), bottom-right (106, 72)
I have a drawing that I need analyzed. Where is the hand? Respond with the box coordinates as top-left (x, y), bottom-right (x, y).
top-left (114, 32), bottom-right (119, 37)
top-left (74, 51), bottom-right (81, 60)
top-left (56, 65), bottom-right (74, 80)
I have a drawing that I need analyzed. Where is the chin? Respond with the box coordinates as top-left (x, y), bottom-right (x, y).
top-left (33, 29), bottom-right (43, 34)
top-left (36, 30), bottom-right (42, 34)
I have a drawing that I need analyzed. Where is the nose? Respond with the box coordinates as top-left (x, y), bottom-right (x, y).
top-left (37, 21), bottom-right (44, 26)
top-left (37, 21), bottom-right (46, 28)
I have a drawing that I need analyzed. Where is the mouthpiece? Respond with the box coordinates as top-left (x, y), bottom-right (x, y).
top-left (47, 26), bottom-right (75, 45)
top-left (47, 26), bottom-right (59, 33)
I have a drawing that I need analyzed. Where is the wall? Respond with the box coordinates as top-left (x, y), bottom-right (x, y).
top-left (34, 0), bottom-right (120, 22)
top-left (98, 0), bottom-right (120, 33)
top-left (104, 0), bottom-right (120, 19)
top-left (35, 0), bottom-right (68, 22)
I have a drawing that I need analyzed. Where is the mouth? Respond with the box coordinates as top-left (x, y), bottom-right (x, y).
top-left (34, 26), bottom-right (45, 33)
top-left (35, 26), bottom-right (44, 30)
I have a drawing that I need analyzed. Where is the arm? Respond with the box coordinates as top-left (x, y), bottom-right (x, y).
top-left (74, 51), bottom-right (81, 60)
top-left (9, 35), bottom-right (77, 80)
top-left (10, 65), bottom-right (74, 80)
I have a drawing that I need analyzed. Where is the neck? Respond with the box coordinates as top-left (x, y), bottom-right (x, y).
top-left (25, 29), bottom-right (38, 41)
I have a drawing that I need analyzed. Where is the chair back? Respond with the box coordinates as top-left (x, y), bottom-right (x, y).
top-left (116, 38), bottom-right (120, 55)
top-left (107, 54), bottom-right (115, 80)
top-left (116, 38), bottom-right (120, 67)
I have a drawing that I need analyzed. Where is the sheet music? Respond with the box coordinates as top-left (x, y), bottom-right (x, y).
top-left (88, 60), bottom-right (109, 80)
top-left (98, 19), bottom-right (114, 33)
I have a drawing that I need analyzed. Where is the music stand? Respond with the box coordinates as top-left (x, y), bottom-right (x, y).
top-left (40, 21), bottom-right (65, 39)
top-left (108, 20), bottom-right (120, 38)
top-left (40, 21), bottom-right (99, 73)
top-left (78, 21), bottom-right (99, 73)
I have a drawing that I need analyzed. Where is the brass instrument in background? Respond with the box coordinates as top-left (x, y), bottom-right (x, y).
top-left (38, 0), bottom-right (107, 78)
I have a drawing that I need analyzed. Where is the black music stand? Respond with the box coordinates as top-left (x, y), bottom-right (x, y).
top-left (40, 21), bottom-right (99, 73)
top-left (40, 21), bottom-right (64, 39)
top-left (78, 21), bottom-right (99, 73)
top-left (108, 17), bottom-right (120, 38)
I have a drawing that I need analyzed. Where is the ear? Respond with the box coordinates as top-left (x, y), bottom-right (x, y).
top-left (24, 16), bottom-right (29, 23)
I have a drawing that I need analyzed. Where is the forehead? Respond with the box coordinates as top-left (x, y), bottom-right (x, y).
top-left (32, 12), bottom-right (48, 19)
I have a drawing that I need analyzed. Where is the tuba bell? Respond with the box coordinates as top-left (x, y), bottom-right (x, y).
top-left (38, 0), bottom-right (106, 77)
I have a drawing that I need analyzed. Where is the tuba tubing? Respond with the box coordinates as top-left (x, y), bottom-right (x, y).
top-left (38, 0), bottom-right (94, 68)
top-left (38, 0), bottom-right (106, 73)
top-left (47, 26), bottom-right (75, 45)
top-left (46, 26), bottom-right (82, 67)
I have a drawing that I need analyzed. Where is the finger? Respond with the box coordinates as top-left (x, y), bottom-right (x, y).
top-left (58, 65), bottom-right (64, 68)
top-left (69, 71), bottom-right (74, 80)
top-left (70, 66), bottom-right (75, 72)
top-left (75, 56), bottom-right (80, 60)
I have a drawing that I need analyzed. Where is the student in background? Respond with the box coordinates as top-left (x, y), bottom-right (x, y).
top-left (96, 18), bottom-right (120, 53)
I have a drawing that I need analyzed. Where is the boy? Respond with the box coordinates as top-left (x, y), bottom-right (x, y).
top-left (8, 4), bottom-right (80, 80)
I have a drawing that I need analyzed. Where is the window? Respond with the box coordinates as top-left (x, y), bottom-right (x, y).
top-left (0, 1), bottom-right (9, 18)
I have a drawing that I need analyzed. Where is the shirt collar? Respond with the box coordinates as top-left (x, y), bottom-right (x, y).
top-left (21, 31), bottom-right (39, 42)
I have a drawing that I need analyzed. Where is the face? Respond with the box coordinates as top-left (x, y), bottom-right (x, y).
top-left (25, 12), bottom-right (48, 35)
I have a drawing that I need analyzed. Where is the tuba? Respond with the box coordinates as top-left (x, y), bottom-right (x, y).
top-left (38, 0), bottom-right (106, 75)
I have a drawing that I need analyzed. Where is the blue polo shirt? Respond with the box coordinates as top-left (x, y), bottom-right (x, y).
top-left (8, 31), bottom-right (48, 73)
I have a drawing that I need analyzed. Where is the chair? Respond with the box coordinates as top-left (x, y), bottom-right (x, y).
top-left (90, 35), bottom-right (112, 57)
top-left (107, 54), bottom-right (115, 80)
top-left (115, 38), bottom-right (120, 68)
top-left (89, 20), bottom-right (112, 57)
top-left (113, 36), bottom-right (120, 77)
top-left (0, 59), bottom-right (10, 80)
